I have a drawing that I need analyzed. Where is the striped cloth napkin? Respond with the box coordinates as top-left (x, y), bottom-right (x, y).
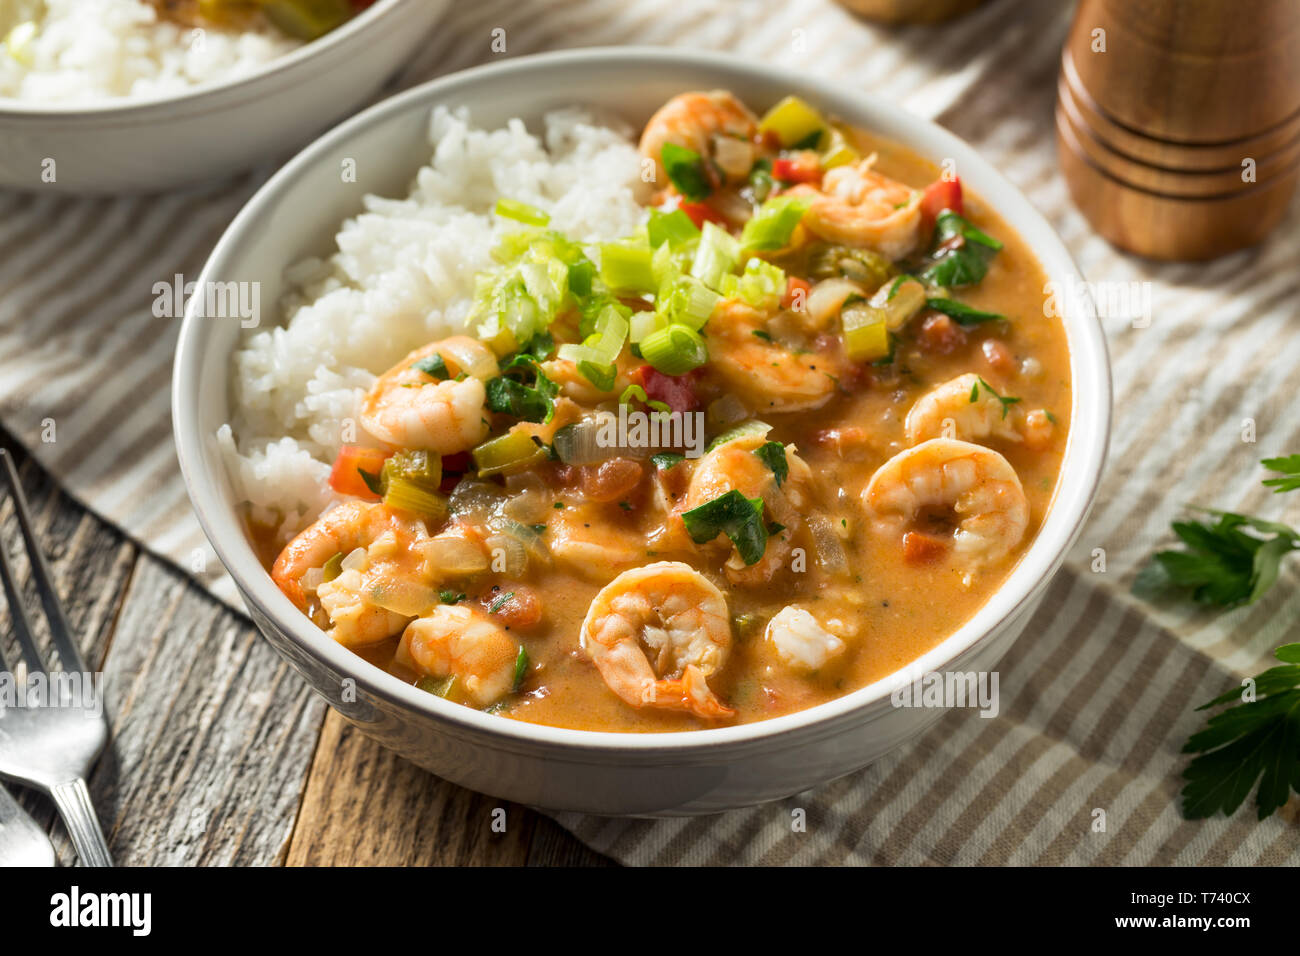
top-left (2, 0), bottom-right (1297, 864)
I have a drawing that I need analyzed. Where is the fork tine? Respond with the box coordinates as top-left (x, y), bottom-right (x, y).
top-left (0, 450), bottom-right (83, 674)
top-left (0, 498), bottom-right (45, 675)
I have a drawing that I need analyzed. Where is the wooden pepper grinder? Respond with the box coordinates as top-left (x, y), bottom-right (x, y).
top-left (1056, 0), bottom-right (1300, 260)
top-left (834, 0), bottom-right (987, 25)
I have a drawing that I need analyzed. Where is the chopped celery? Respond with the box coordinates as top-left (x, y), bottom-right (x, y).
top-left (472, 430), bottom-right (549, 477)
top-left (819, 126), bottom-right (859, 169)
top-left (874, 275), bottom-right (927, 330)
top-left (690, 221), bottom-right (740, 291)
top-left (841, 301), bottom-right (891, 361)
top-left (321, 552), bottom-right (343, 583)
top-left (417, 675), bottom-right (457, 699)
top-left (757, 95), bottom-right (827, 149)
top-left (599, 242), bottom-right (656, 292)
top-left (381, 449), bottom-right (442, 491)
top-left (494, 198), bottom-right (550, 226)
top-left (740, 196), bottom-right (810, 252)
top-left (639, 324), bottom-right (708, 376)
top-left (383, 477), bottom-right (450, 522)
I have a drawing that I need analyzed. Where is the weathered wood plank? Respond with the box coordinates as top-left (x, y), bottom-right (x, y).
top-left (526, 815), bottom-right (616, 867)
top-left (90, 555), bottom-right (327, 865)
top-left (0, 437), bottom-right (137, 862)
top-left (287, 709), bottom-right (559, 866)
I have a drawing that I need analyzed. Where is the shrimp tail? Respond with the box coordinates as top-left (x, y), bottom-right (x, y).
top-left (656, 666), bottom-right (736, 719)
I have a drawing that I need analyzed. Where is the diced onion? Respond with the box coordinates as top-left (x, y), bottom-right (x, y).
top-left (712, 134), bottom-right (755, 180)
top-left (421, 534), bottom-right (489, 575)
top-left (806, 514), bottom-right (849, 576)
top-left (485, 533), bottom-right (529, 577)
top-left (371, 578), bottom-right (437, 618)
top-left (341, 547), bottom-right (368, 573)
top-left (706, 394), bottom-right (749, 426)
top-left (552, 413), bottom-right (614, 465)
top-left (806, 277), bottom-right (866, 328)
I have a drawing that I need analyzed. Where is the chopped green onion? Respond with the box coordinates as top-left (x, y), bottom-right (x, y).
top-left (494, 198), bottom-right (550, 226)
top-left (720, 258), bottom-right (786, 310)
top-left (740, 196), bottom-right (810, 252)
top-left (600, 242), bottom-right (657, 292)
top-left (639, 323), bottom-right (708, 376)
top-left (706, 420), bottom-right (772, 451)
top-left (690, 221), bottom-right (740, 291)
top-left (661, 142), bottom-right (712, 201)
top-left (657, 273), bottom-right (722, 330)
top-left (682, 489), bottom-right (768, 566)
top-left (647, 208), bottom-right (701, 249)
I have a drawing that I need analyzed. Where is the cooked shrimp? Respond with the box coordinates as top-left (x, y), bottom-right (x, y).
top-left (786, 158), bottom-right (922, 260)
top-left (765, 606), bottom-right (846, 671)
top-left (580, 562), bottom-right (734, 719)
top-left (862, 438), bottom-right (1028, 569)
top-left (684, 431), bottom-right (813, 585)
top-left (360, 337), bottom-right (493, 453)
top-left (272, 501), bottom-right (431, 646)
top-left (549, 503), bottom-right (650, 581)
top-left (905, 373), bottom-right (1055, 450)
top-left (639, 90), bottom-right (759, 187)
top-left (707, 299), bottom-right (841, 413)
top-left (398, 605), bottom-right (520, 707)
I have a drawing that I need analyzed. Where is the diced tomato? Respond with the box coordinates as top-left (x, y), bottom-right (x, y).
top-left (916, 312), bottom-right (967, 354)
top-left (631, 365), bottom-right (702, 413)
top-left (437, 451), bottom-right (472, 492)
top-left (772, 153), bottom-right (821, 184)
top-left (678, 201), bottom-right (728, 230)
top-left (903, 530), bottom-right (948, 564)
top-left (782, 276), bottom-right (811, 310)
top-left (328, 446), bottom-right (390, 500)
top-left (920, 177), bottom-right (963, 233)
top-left (482, 585), bottom-right (543, 629)
top-left (981, 338), bottom-right (1016, 376)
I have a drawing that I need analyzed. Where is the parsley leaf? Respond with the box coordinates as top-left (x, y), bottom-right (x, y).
top-left (1262, 454), bottom-right (1300, 493)
top-left (412, 354), bottom-right (450, 380)
top-left (925, 297), bottom-right (1004, 326)
top-left (660, 142), bottom-right (712, 201)
top-left (1180, 643), bottom-right (1300, 820)
top-left (920, 210), bottom-right (1002, 289)
top-left (438, 590), bottom-right (465, 605)
top-left (754, 441), bottom-right (788, 487)
top-left (651, 452), bottom-right (685, 470)
top-left (484, 354), bottom-right (558, 423)
top-left (681, 489), bottom-right (768, 565)
top-left (1134, 509), bottom-right (1299, 608)
top-left (970, 377), bottom-right (1021, 419)
top-left (358, 467), bottom-right (384, 497)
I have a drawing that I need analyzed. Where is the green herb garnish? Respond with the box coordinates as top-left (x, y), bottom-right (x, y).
top-left (488, 591), bottom-right (516, 614)
top-left (1180, 643), bottom-right (1300, 820)
top-left (512, 645), bottom-right (530, 693)
top-left (1262, 455), bottom-right (1300, 493)
top-left (921, 210), bottom-right (1003, 288)
top-left (651, 452), bottom-right (685, 470)
top-left (925, 297), bottom-right (1004, 326)
top-left (358, 467), bottom-right (384, 497)
top-left (661, 142), bottom-right (712, 201)
top-left (970, 377), bottom-right (1021, 419)
top-left (754, 441), bottom-right (788, 487)
top-left (681, 489), bottom-right (768, 566)
top-left (412, 354), bottom-right (450, 380)
top-left (439, 590), bottom-right (465, 605)
top-left (485, 354), bottom-right (558, 423)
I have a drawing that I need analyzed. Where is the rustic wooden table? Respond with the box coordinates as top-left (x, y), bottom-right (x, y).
top-left (0, 433), bottom-right (611, 866)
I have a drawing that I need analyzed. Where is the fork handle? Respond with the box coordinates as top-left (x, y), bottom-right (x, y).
top-left (49, 779), bottom-right (113, 867)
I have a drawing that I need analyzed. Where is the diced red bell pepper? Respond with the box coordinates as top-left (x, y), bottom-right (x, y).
top-left (630, 365), bottom-right (702, 413)
top-left (328, 446), bottom-right (390, 500)
top-left (920, 177), bottom-right (963, 233)
top-left (903, 530), bottom-right (948, 564)
top-left (772, 154), bottom-right (821, 185)
top-left (678, 201), bottom-right (728, 230)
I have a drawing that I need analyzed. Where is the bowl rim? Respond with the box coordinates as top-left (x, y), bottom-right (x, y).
top-left (174, 45), bottom-right (1112, 755)
top-left (0, 0), bottom-right (412, 116)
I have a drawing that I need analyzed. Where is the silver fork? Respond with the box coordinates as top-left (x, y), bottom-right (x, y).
top-left (0, 782), bottom-right (55, 866)
top-left (0, 449), bottom-right (113, 867)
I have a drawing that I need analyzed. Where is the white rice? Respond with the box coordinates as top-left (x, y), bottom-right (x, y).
top-left (0, 0), bottom-right (300, 103)
top-left (221, 105), bottom-right (651, 539)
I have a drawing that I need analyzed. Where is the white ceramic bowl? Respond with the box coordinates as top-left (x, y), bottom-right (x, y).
top-left (173, 47), bottom-right (1111, 816)
top-left (0, 0), bottom-right (448, 193)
